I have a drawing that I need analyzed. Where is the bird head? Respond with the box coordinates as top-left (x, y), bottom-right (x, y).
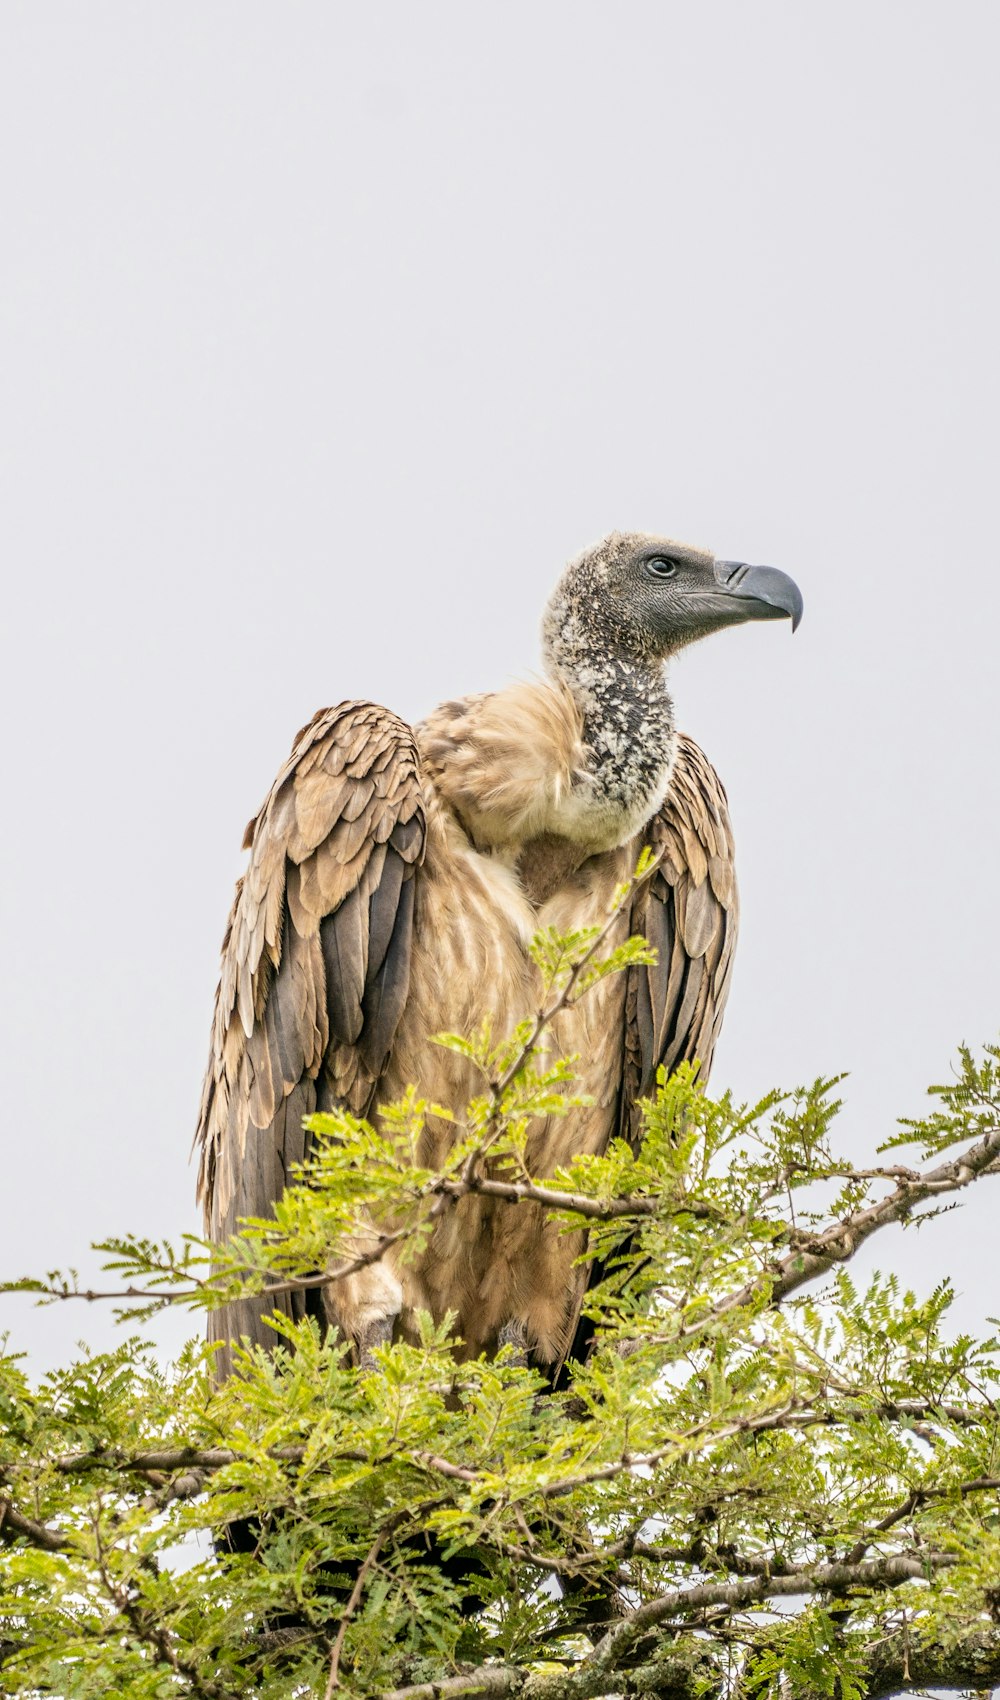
top-left (543, 531), bottom-right (803, 668)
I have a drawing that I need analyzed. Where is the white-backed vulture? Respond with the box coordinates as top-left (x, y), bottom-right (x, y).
top-left (195, 533), bottom-right (802, 1377)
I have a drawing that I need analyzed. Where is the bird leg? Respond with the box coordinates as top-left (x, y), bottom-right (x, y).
top-left (322, 1254), bottom-right (403, 1372)
top-left (497, 1318), bottom-right (530, 1368)
top-left (355, 1311), bottom-right (398, 1373)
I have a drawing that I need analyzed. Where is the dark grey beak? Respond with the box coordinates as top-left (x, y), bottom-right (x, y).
top-left (714, 561), bottom-right (804, 631)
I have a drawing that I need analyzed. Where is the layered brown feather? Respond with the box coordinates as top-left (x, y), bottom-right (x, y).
top-left (195, 701), bottom-right (425, 1373)
top-left (196, 683), bottom-right (736, 1373)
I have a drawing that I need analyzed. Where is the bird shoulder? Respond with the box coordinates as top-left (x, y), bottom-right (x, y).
top-left (418, 678), bottom-right (584, 851)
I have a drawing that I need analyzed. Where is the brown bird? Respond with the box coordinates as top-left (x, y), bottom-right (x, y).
top-left (196, 533), bottom-right (801, 1378)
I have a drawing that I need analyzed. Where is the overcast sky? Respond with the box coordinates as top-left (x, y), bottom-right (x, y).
top-left (1, 2), bottom-right (998, 1376)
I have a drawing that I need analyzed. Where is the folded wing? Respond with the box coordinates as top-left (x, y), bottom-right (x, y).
top-left (621, 733), bottom-right (738, 1144)
top-left (194, 701), bottom-right (425, 1369)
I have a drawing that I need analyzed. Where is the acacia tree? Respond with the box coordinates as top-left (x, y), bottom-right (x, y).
top-left (2, 905), bottom-right (1000, 1699)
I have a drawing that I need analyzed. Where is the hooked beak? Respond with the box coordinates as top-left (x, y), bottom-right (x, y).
top-left (714, 561), bottom-right (804, 631)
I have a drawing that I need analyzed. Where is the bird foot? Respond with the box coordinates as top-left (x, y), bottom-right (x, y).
top-left (497, 1318), bottom-right (530, 1368)
top-left (356, 1313), bottom-right (397, 1372)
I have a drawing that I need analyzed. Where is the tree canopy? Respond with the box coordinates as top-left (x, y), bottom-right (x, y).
top-left (3, 900), bottom-right (1000, 1699)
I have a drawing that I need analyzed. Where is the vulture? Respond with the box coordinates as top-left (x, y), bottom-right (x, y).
top-left (196, 533), bottom-right (801, 1379)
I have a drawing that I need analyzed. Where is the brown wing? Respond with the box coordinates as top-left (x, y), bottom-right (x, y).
top-left (619, 732), bottom-right (738, 1148)
top-left (195, 700), bottom-right (425, 1369)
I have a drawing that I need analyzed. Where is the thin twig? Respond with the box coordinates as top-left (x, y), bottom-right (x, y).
top-left (715, 1119), bottom-right (1000, 1319)
top-left (842, 1474), bottom-right (1000, 1565)
top-left (324, 1528), bottom-right (386, 1696)
top-left (90, 1506), bottom-right (241, 1700)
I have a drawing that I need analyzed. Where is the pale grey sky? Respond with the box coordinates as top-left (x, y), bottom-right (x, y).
top-left (1, 2), bottom-right (998, 1373)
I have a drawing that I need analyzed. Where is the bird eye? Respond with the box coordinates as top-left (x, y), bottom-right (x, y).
top-left (646, 557), bottom-right (679, 579)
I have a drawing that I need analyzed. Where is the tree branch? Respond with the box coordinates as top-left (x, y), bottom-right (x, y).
top-left (4, 1417), bottom-right (996, 1560)
top-left (733, 1118), bottom-right (1000, 1315)
top-left (323, 1528), bottom-right (386, 1696)
top-left (584, 1552), bottom-right (953, 1674)
top-left (0, 1496), bottom-right (72, 1553)
top-left (445, 1172), bottom-right (723, 1222)
top-left (381, 1580), bottom-right (996, 1700)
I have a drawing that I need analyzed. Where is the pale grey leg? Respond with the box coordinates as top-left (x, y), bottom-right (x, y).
top-left (356, 1312), bottom-right (397, 1372)
top-left (497, 1318), bottom-right (530, 1368)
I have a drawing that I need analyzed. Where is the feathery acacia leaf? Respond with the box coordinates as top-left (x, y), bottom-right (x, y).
top-left (3, 925), bottom-right (1000, 1696)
